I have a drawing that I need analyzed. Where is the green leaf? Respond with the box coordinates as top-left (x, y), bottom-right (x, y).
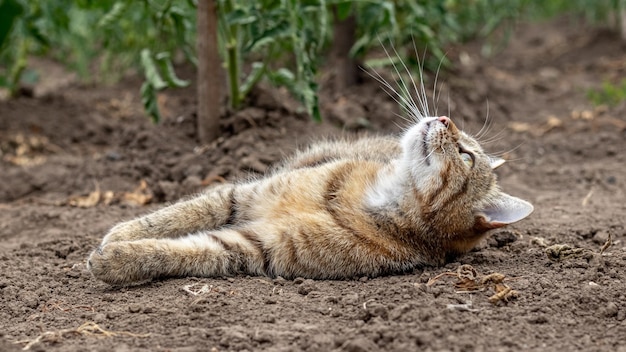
top-left (140, 81), bottom-right (161, 123)
top-left (225, 8), bottom-right (257, 26)
top-left (245, 21), bottom-right (289, 53)
top-left (335, 2), bottom-right (352, 21)
top-left (140, 48), bottom-right (168, 90)
top-left (24, 20), bottom-right (50, 47)
top-left (268, 68), bottom-right (296, 91)
top-left (98, 2), bottom-right (128, 29)
top-left (155, 51), bottom-right (190, 88)
top-left (0, 0), bottom-right (24, 51)
top-left (240, 61), bottom-right (265, 98)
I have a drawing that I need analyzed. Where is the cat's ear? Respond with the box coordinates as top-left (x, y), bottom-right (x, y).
top-left (489, 157), bottom-right (506, 169)
top-left (474, 192), bottom-right (534, 231)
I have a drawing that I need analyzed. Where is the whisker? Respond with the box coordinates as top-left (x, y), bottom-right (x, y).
top-left (379, 40), bottom-right (422, 120)
top-left (489, 140), bottom-right (527, 157)
top-left (477, 128), bottom-right (508, 145)
top-left (432, 53), bottom-right (447, 117)
top-left (411, 39), bottom-right (431, 117)
top-left (364, 68), bottom-right (418, 122)
top-left (474, 100), bottom-right (491, 140)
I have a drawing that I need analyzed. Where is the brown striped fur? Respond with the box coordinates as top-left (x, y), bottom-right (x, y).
top-left (87, 115), bottom-right (533, 286)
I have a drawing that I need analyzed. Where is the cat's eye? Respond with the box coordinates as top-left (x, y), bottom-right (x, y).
top-left (460, 152), bottom-right (474, 168)
top-left (458, 147), bottom-right (474, 168)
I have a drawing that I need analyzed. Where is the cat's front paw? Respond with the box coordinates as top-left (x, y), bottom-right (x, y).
top-left (101, 221), bottom-right (144, 245)
top-left (87, 242), bottom-right (151, 286)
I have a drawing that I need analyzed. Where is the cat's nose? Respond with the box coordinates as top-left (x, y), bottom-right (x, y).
top-left (438, 116), bottom-right (450, 127)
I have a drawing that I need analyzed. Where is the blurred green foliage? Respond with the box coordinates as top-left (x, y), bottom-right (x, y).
top-left (588, 79), bottom-right (626, 106)
top-left (0, 0), bottom-right (623, 120)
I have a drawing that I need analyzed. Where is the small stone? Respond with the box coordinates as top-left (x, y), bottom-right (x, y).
top-left (359, 276), bottom-right (369, 282)
top-left (19, 291), bottom-right (39, 309)
top-left (105, 150), bottom-right (122, 161)
top-left (592, 230), bottom-right (610, 245)
top-left (272, 276), bottom-right (286, 286)
top-left (527, 314), bottom-right (548, 324)
top-left (252, 330), bottom-right (273, 343)
top-left (364, 302), bottom-right (388, 320)
top-left (603, 302), bottom-right (619, 318)
top-left (490, 231), bottom-right (518, 248)
top-left (106, 311), bottom-right (120, 320)
top-left (341, 292), bottom-right (359, 305)
top-left (297, 279), bottom-right (317, 296)
top-left (293, 277), bottom-right (305, 285)
top-left (264, 297), bottom-right (277, 305)
top-left (128, 305), bottom-right (142, 313)
top-left (341, 337), bottom-right (378, 352)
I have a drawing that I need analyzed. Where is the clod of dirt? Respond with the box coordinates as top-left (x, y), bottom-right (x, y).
top-left (362, 301), bottom-right (389, 320)
top-left (602, 302), bottom-right (619, 318)
top-left (488, 230), bottom-right (520, 248)
top-left (592, 230), bottom-right (610, 245)
top-left (341, 292), bottom-right (360, 306)
top-left (297, 279), bottom-right (317, 295)
top-left (272, 276), bottom-right (287, 286)
top-left (0, 338), bottom-right (20, 352)
top-left (340, 337), bottom-right (378, 352)
top-left (326, 96), bottom-right (370, 130)
top-left (545, 244), bottom-right (586, 261)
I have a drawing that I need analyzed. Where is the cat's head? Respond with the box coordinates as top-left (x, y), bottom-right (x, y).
top-left (400, 116), bottom-right (533, 254)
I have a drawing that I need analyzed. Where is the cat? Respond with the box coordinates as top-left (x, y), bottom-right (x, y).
top-left (87, 65), bottom-right (533, 286)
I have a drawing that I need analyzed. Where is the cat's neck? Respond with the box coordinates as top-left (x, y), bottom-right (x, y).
top-left (364, 160), bottom-right (409, 209)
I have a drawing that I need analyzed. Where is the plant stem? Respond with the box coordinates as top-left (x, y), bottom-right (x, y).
top-left (227, 41), bottom-right (240, 109)
top-left (9, 39), bottom-right (28, 97)
top-left (223, 0), bottom-right (241, 110)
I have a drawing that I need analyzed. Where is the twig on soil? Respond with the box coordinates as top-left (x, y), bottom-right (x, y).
top-left (182, 283), bottom-right (212, 296)
top-left (362, 299), bottom-right (375, 310)
top-left (446, 302), bottom-right (480, 312)
top-left (15, 322), bottom-right (150, 350)
top-left (581, 189), bottom-right (594, 207)
top-left (599, 232), bottom-right (613, 255)
top-left (426, 271), bottom-right (459, 286)
top-left (41, 301), bottom-right (71, 313)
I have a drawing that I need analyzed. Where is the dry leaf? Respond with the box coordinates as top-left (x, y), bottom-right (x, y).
top-left (481, 273), bottom-right (506, 285)
top-left (488, 284), bottom-right (518, 304)
top-left (122, 179), bottom-right (153, 206)
top-left (69, 183), bottom-right (102, 208)
top-left (454, 277), bottom-right (482, 291)
top-left (508, 122), bottom-right (531, 133)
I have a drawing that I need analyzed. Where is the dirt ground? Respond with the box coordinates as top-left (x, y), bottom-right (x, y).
top-left (1, 17), bottom-right (626, 351)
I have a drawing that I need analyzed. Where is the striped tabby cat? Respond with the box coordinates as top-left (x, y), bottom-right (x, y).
top-left (87, 72), bottom-right (533, 286)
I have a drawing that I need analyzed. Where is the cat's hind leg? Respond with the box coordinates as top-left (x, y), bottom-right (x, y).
top-left (100, 183), bottom-right (237, 245)
top-left (88, 228), bottom-right (267, 286)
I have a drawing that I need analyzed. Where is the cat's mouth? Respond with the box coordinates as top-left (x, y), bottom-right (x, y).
top-left (421, 117), bottom-right (450, 163)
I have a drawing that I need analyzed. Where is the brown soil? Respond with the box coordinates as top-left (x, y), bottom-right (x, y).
top-left (1, 18), bottom-right (626, 351)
